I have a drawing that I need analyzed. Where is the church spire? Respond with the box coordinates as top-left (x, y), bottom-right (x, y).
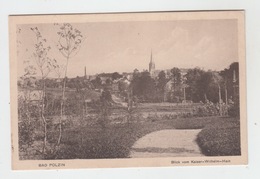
top-left (149, 49), bottom-right (155, 74)
top-left (84, 66), bottom-right (86, 78)
top-left (150, 49), bottom-right (153, 63)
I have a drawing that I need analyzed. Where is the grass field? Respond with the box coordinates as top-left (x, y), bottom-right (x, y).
top-left (53, 116), bottom-right (240, 159)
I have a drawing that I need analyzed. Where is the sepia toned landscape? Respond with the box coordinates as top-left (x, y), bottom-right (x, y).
top-left (10, 12), bottom-right (246, 169)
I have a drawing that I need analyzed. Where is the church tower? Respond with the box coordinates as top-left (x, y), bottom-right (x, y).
top-left (149, 50), bottom-right (155, 77)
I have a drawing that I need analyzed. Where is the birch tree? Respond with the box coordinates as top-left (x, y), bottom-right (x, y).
top-left (55, 23), bottom-right (84, 147)
top-left (31, 27), bottom-right (57, 156)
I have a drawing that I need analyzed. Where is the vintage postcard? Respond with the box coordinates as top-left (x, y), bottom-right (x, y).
top-left (9, 11), bottom-right (247, 170)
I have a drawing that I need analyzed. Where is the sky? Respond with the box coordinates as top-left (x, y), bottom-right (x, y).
top-left (17, 19), bottom-right (238, 78)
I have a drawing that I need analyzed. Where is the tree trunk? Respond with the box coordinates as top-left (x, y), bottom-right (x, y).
top-left (41, 79), bottom-right (47, 156)
top-left (218, 84), bottom-right (222, 103)
top-left (204, 93), bottom-right (208, 102)
top-left (218, 84), bottom-right (222, 116)
top-left (225, 85), bottom-right (228, 104)
top-left (57, 56), bottom-right (69, 147)
top-left (183, 87), bottom-right (186, 102)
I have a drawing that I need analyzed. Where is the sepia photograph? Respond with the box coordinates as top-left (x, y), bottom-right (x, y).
top-left (9, 11), bottom-right (247, 170)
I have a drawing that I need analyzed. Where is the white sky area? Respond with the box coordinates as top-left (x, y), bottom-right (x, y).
top-left (17, 19), bottom-right (238, 78)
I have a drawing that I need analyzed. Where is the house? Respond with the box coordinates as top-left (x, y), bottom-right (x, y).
top-left (100, 76), bottom-right (112, 85)
top-left (89, 75), bottom-right (97, 81)
top-left (122, 72), bottom-right (133, 81)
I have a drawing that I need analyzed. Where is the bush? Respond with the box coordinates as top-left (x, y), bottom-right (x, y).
top-left (193, 102), bottom-right (218, 117)
top-left (196, 119), bottom-right (241, 156)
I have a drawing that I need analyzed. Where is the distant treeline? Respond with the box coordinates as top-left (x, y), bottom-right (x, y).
top-left (131, 62), bottom-right (239, 103)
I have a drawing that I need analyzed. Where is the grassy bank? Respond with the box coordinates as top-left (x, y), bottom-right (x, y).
top-left (196, 118), bottom-right (240, 156)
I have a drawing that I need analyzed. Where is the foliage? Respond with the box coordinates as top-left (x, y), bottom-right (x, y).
top-left (18, 96), bottom-right (39, 156)
top-left (88, 88), bottom-right (113, 128)
top-left (156, 70), bottom-right (167, 101)
top-left (157, 71), bottom-right (167, 91)
top-left (111, 72), bottom-right (123, 80)
top-left (31, 27), bottom-right (57, 79)
top-left (193, 101), bottom-right (219, 117)
top-left (55, 23), bottom-right (84, 59)
top-left (185, 68), bottom-right (205, 102)
top-left (163, 67), bottom-right (182, 102)
top-left (185, 70), bottom-right (221, 103)
top-left (170, 67), bottom-right (181, 86)
top-left (91, 76), bottom-right (102, 89)
top-left (196, 118), bottom-right (240, 156)
top-left (220, 62), bottom-right (239, 100)
top-left (185, 63), bottom-right (239, 104)
top-left (132, 71), bottom-right (156, 102)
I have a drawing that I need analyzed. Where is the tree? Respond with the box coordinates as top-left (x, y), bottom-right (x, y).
top-left (220, 62), bottom-right (239, 102)
top-left (132, 71), bottom-right (156, 102)
top-left (111, 72), bottom-right (122, 80)
top-left (105, 78), bottom-right (112, 85)
top-left (100, 87), bottom-right (113, 103)
top-left (212, 72), bottom-right (223, 103)
top-left (55, 23), bottom-right (84, 148)
top-left (199, 71), bottom-right (211, 102)
top-left (220, 68), bottom-right (229, 104)
top-left (170, 67), bottom-right (182, 102)
top-left (186, 68), bottom-right (224, 103)
top-left (157, 71), bottom-right (167, 101)
top-left (220, 62), bottom-right (239, 117)
top-left (91, 76), bottom-right (102, 89)
top-left (31, 27), bottom-right (57, 156)
top-left (197, 71), bottom-right (224, 104)
top-left (99, 88), bottom-right (113, 128)
top-left (185, 68), bottom-right (205, 102)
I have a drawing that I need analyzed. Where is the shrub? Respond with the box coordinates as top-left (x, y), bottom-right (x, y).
top-left (196, 119), bottom-right (241, 156)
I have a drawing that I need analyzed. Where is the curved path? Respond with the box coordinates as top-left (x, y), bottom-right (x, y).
top-left (130, 129), bottom-right (204, 158)
top-left (112, 94), bottom-right (127, 107)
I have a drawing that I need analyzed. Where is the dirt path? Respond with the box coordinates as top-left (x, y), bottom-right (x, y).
top-left (130, 129), bottom-right (204, 158)
top-left (111, 94), bottom-right (127, 107)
